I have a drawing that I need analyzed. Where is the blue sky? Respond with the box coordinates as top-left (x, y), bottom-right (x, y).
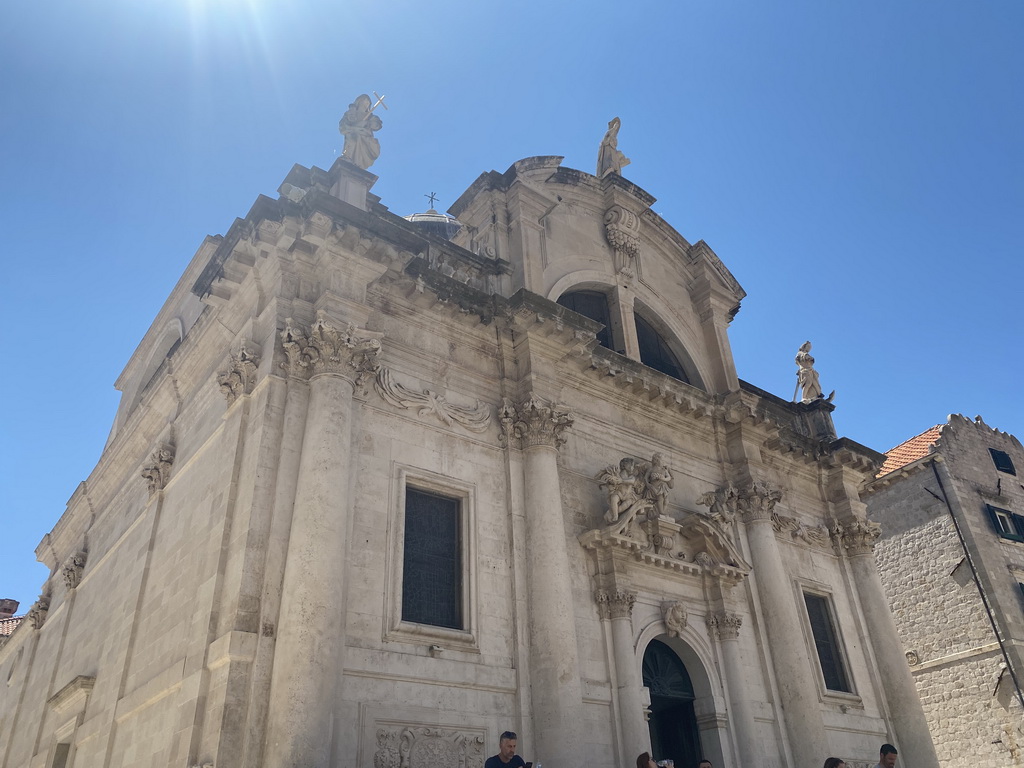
top-left (2, 0), bottom-right (1022, 610)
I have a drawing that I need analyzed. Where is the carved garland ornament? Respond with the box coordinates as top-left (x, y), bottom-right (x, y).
top-left (141, 444), bottom-right (175, 495)
top-left (280, 312), bottom-right (382, 390)
top-left (374, 725), bottom-right (485, 768)
top-left (498, 396), bottom-right (573, 449)
top-left (217, 343), bottom-right (260, 403)
top-left (375, 368), bottom-right (490, 432)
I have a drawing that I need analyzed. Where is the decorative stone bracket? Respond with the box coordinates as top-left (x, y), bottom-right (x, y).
top-left (497, 396), bottom-right (573, 449)
top-left (141, 444), bottom-right (175, 495)
top-left (218, 343), bottom-right (261, 403)
top-left (604, 204), bottom-right (641, 278)
top-left (62, 551), bottom-right (88, 590)
top-left (375, 368), bottom-right (490, 433)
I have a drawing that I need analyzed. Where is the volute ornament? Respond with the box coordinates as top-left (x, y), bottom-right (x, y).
top-left (141, 444), bottom-right (175, 495)
top-left (218, 343), bottom-right (260, 403)
top-left (62, 551), bottom-right (87, 590)
top-left (498, 396), bottom-right (573, 449)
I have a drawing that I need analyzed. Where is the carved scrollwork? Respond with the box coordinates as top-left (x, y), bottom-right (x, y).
top-left (663, 601), bottom-right (687, 637)
top-left (498, 396), bottom-right (573, 449)
top-left (375, 368), bottom-right (490, 432)
top-left (218, 343), bottom-right (260, 403)
top-left (706, 611), bottom-right (742, 641)
top-left (604, 204), bottom-right (641, 277)
top-left (595, 589), bottom-right (636, 620)
top-left (27, 592), bottom-right (51, 630)
top-left (141, 444), bottom-right (175, 495)
top-left (375, 725), bottom-right (484, 768)
top-left (62, 551), bottom-right (87, 590)
top-left (772, 513), bottom-right (831, 549)
top-left (280, 312), bottom-right (383, 391)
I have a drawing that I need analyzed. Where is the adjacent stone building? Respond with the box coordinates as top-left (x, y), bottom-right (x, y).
top-left (0, 121), bottom-right (938, 768)
top-left (866, 415), bottom-right (1024, 767)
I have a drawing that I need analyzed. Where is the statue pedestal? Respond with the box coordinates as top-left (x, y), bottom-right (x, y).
top-left (328, 157), bottom-right (378, 211)
top-left (797, 397), bottom-right (837, 441)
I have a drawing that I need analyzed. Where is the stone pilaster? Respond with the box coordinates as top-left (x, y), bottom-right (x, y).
top-left (264, 315), bottom-right (380, 768)
top-left (501, 396), bottom-right (583, 768)
top-left (737, 481), bottom-right (830, 768)
top-left (841, 518), bottom-right (940, 768)
top-left (705, 612), bottom-right (758, 768)
top-left (597, 590), bottom-right (649, 767)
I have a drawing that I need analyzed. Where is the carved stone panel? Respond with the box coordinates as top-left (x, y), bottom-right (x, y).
top-left (374, 725), bottom-right (485, 768)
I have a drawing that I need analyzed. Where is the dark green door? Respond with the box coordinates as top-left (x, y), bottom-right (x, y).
top-left (643, 639), bottom-right (703, 768)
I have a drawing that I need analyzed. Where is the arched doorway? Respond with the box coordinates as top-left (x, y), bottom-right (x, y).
top-left (643, 639), bottom-right (703, 767)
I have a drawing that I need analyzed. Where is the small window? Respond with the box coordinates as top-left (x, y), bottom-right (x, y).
top-left (987, 505), bottom-right (1024, 542)
top-left (402, 488), bottom-right (462, 629)
top-left (990, 449), bottom-right (1016, 475)
top-left (634, 313), bottom-right (690, 384)
top-left (804, 593), bottom-right (852, 693)
top-left (51, 744), bottom-right (71, 768)
top-left (557, 290), bottom-right (614, 350)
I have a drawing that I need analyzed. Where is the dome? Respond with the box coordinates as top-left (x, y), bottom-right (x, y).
top-left (404, 208), bottom-right (462, 241)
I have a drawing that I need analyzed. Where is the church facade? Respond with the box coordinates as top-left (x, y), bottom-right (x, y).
top-left (0, 124), bottom-right (937, 768)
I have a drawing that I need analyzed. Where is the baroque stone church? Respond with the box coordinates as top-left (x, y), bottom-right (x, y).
top-left (0, 101), bottom-right (938, 768)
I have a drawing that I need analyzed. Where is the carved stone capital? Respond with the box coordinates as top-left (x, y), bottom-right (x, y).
top-left (141, 444), bottom-right (175, 495)
top-left (27, 593), bottom-right (51, 630)
top-left (706, 611), bottom-right (742, 641)
top-left (830, 518), bottom-right (881, 556)
top-left (662, 601), bottom-right (687, 637)
top-left (62, 551), bottom-right (87, 590)
top-left (595, 589), bottom-right (636, 620)
top-left (698, 479), bottom-right (783, 525)
top-left (604, 204), bottom-right (641, 277)
top-left (280, 312), bottom-right (382, 390)
top-left (498, 396), bottom-right (573, 449)
top-left (218, 343), bottom-right (260, 403)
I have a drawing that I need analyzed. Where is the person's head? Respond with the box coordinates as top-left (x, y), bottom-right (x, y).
top-left (636, 752), bottom-right (655, 768)
top-left (698, 761), bottom-right (713, 768)
top-left (823, 758), bottom-right (846, 768)
top-left (879, 744), bottom-right (898, 768)
top-left (499, 732), bottom-right (517, 761)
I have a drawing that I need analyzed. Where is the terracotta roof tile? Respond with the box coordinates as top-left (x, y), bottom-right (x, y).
top-left (0, 615), bottom-right (23, 636)
top-left (877, 425), bottom-right (943, 478)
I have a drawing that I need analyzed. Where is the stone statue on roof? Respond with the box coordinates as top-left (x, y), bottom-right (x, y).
top-left (597, 117), bottom-right (630, 178)
top-left (338, 93), bottom-right (384, 169)
top-left (794, 341), bottom-right (834, 404)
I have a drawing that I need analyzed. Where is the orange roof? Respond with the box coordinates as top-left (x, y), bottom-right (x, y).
top-left (877, 425), bottom-right (943, 477)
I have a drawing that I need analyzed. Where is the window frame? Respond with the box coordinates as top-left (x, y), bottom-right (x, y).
top-left (987, 505), bottom-right (1024, 543)
top-left (384, 465), bottom-right (479, 651)
top-left (798, 585), bottom-right (858, 700)
top-left (990, 448), bottom-right (1017, 476)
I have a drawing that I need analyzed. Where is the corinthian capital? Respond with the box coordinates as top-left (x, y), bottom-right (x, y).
top-left (141, 444), bottom-right (175, 495)
top-left (705, 611), bottom-right (742, 641)
top-left (498, 396), bottom-right (573, 449)
top-left (737, 480), bottom-right (783, 523)
top-left (280, 313), bottom-right (382, 389)
top-left (830, 518), bottom-right (881, 556)
top-left (595, 589), bottom-right (636, 620)
top-left (218, 343), bottom-right (260, 403)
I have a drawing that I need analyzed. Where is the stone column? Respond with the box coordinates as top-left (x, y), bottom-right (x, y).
top-left (706, 611), bottom-right (759, 768)
top-left (500, 397), bottom-right (584, 768)
top-left (837, 521), bottom-right (940, 768)
top-left (598, 590), bottom-right (649, 765)
top-left (264, 314), bottom-right (381, 768)
top-left (738, 483), bottom-right (830, 768)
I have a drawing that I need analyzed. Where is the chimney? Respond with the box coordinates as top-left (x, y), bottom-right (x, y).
top-left (0, 599), bottom-right (20, 619)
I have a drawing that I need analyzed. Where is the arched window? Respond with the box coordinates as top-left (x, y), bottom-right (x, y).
top-left (556, 290), bottom-right (613, 351)
top-left (634, 312), bottom-right (689, 384)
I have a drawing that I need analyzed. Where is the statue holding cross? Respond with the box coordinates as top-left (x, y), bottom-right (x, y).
top-left (339, 92), bottom-right (387, 170)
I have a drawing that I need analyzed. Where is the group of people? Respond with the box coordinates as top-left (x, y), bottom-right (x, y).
top-left (488, 731), bottom-right (899, 768)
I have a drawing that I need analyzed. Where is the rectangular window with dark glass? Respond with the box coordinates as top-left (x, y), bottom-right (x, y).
top-left (402, 488), bottom-right (462, 629)
top-left (804, 592), bottom-right (852, 693)
top-left (990, 449), bottom-right (1016, 475)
